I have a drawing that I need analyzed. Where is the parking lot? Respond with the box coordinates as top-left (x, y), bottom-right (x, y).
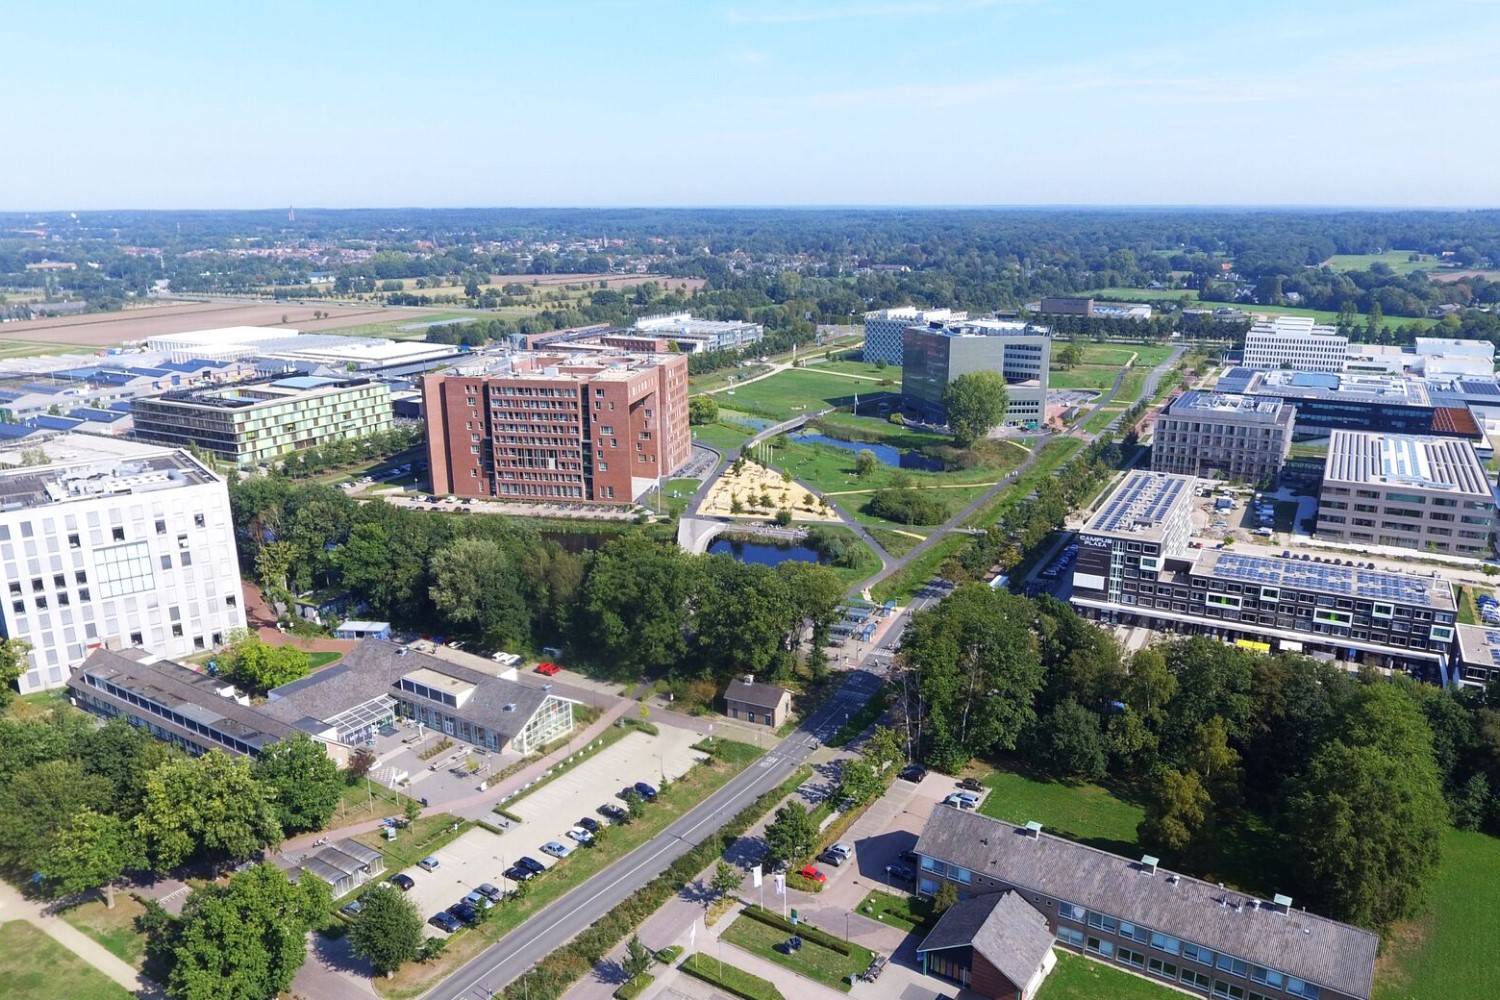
top-left (504, 727), bottom-right (706, 829)
top-left (389, 826), bottom-right (511, 934)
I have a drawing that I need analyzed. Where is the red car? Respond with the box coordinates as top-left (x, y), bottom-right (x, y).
top-left (535, 662), bottom-right (561, 676)
top-left (798, 865), bottom-right (827, 884)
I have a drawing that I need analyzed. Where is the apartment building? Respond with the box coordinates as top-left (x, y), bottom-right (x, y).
top-left (1071, 470), bottom-right (1457, 671)
top-left (915, 808), bottom-right (1378, 1000)
top-left (1243, 316), bottom-right (1348, 373)
top-left (0, 435), bottom-right (246, 694)
top-left (1152, 392), bottom-right (1295, 483)
top-left (863, 307), bottom-right (968, 366)
top-left (424, 350), bottom-right (691, 503)
top-left (902, 319), bottom-right (1052, 427)
top-left (1317, 431), bottom-right (1495, 556)
top-left (131, 374), bottom-right (392, 468)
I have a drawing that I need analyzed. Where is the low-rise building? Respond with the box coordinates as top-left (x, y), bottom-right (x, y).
top-left (1453, 624), bottom-right (1500, 688)
top-left (916, 890), bottom-right (1057, 999)
top-left (722, 675), bottom-right (791, 728)
top-left (1317, 431), bottom-right (1495, 556)
top-left (1152, 392), bottom-right (1294, 483)
top-left (131, 374), bottom-right (392, 468)
top-left (902, 318), bottom-right (1051, 427)
top-left (1243, 316), bottom-right (1348, 373)
top-left (915, 808), bottom-right (1378, 1000)
top-left (632, 313), bottom-right (763, 353)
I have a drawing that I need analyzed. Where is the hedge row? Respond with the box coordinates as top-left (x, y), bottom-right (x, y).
top-left (681, 952), bottom-right (786, 1000)
top-left (787, 872), bottom-right (825, 894)
top-left (740, 905), bottom-right (851, 955)
top-left (613, 973), bottom-right (654, 1000)
top-left (498, 766), bottom-right (813, 1000)
top-left (655, 945), bottom-right (683, 965)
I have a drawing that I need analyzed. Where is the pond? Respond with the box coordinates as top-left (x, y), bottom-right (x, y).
top-left (538, 529), bottom-right (621, 554)
top-left (791, 431), bottom-right (946, 472)
top-left (708, 537), bottom-right (828, 567)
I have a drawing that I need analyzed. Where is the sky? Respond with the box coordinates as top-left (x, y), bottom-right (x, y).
top-left (3, 0), bottom-right (1497, 210)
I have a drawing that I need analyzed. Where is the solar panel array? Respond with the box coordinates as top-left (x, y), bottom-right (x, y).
top-left (1092, 473), bottom-right (1188, 535)
top-left (1486, 631), bottom-right (1500, 668)
top-left (1211, 552), bottom-right (1445, 609)
top-left (1459, 379), bottom-right (1500, 398)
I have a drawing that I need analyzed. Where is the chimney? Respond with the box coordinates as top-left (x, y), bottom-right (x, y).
top-left (743, 674), bottom-right (755, 686)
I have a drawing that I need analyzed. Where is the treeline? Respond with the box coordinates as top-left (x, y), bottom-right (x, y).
top-left (231, 479), bottom-right (850, 682)
top-left (896, 587), bottom-right (1498, 929)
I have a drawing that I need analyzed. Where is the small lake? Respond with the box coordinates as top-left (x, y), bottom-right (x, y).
top-left (708, 537), bottom-right (828, 567)
top-left (538, 530), bottom-right (619, 554)
top-left (791, 431), bottom-right (945, 472)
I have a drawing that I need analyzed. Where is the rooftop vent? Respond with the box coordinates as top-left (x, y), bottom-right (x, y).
top-left (1023, 821), bottom-right (1043, 838)
top-left (502, 703), bottom-right (516, 712)
top-left (1166, 874), bottom-right (1180, 887)
top-left (1139, 854), bottom-right (1159, 875)
top-left (1272, 893), bottom-right (1293, 914)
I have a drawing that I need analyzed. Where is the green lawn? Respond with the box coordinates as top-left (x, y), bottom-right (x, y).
top-left (978, 767), bottom-right (1146, 857)
top-left (0, 920), bottom-right (134, 1000)
top-left (1038, 951), bottom-right (1181, 1000)
top-left (353, 812), bottom-right (474, 874)
top-left (961, 438), bottom-right (1083, 530)
top-left (60, 896), bottom-right (148, 969)
top-left (1374, 828), bottom-right (1500, 1000)
top-left (807, 359), bottom-right (902, 383)
top-left (1322, 251), bottom-right (1443, 275)
top-left (723, 912), bottom-right (875, 992)
top-left (868, 527), bottom-right (925, 558)
top-left (1047, 369), bottom-right (1118, 391)
top-left (691, 420), bottom-right (756, 452)
top-left (305, 650), bottom-right (343, 670)
top-left (1081, 287), bottom-right (1198, 302)
top-left (870, 533), bottom-right (968, 604)
top-left (855, 889), bottom-right (935, 933)
top-left (681, 951), bottom-right (786, 1000)
top-left (721, 368), bottom-right (891, 420)
top-left (1081, 407), bottom-right (1125, 435)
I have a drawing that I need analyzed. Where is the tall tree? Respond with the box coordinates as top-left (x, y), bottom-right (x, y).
top-left (579, 534), bottom-right (697, 677)
top-left (694, 556), bottom-right (795, 678)
top-left (348, 883), bottom-right (425, 978)
top-left (763, 804), bottom-right (818, 866)
top-left (0, 638), bottom-right (30, 710)
top-left (429, 536), bottom-right (532, 648)
top-left (1138, 769), bottom-right (1211, 853)
top-left (942, 370), bottom-right (1009, 447)
top-left (137, 752), bottom-right (282, 871)
top-left (0, 759), bottom-right (113, 874)
top-left (252, 734), bottom-right (343, 834)
top-left (225, 635), bottom-right (310, 693)
top-left (41, 808), bottom-right (144, 908)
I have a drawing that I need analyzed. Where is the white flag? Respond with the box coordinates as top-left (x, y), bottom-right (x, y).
top-left (690, 919), bottom-right (697, 948)
top-left (775, 873), bottom-right (786, 896)
top-left (751, 864), bottom-right (763, 889)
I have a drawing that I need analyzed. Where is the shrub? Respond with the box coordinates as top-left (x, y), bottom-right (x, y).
top-left (680, 953), bottom-right (786, 1000)
top-left (786, 872), bottom-right (825, 894)
top-left (866, 488), bottom-right (948, 526)
top-left (655, 945), bottom-right (683, 965)
top-left (614, 973), bottom-right (655, 1000)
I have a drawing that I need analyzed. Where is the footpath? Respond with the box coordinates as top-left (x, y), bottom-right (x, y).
top-left (0, 878), bottom-right (162, 997)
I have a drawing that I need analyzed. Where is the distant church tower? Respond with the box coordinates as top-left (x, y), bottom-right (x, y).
top-left (288, 206), bottom-right (296, 222)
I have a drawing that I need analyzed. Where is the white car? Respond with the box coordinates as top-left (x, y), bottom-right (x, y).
top-left (566, 826), bottom-right (594, 845)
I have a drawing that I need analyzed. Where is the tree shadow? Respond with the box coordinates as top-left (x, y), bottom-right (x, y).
top-left (678, 878), bottom-right (717, 906)
top-left (594, 958), bottom-right (630, 985)
top-left (307, 929), bottom-right (376, 978)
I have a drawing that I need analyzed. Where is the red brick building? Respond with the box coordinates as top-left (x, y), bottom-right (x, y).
top-left (424, 351), bottom-right (691, 502)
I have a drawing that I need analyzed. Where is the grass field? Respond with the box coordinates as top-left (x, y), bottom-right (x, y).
top-left (723, 912), bottom-right (875, 992)
top-left (806, 359), bottom-right (902, 384)
top-left (1076, 288), bottom-right (1436, 332)
top-left (870, 533), bottom-right (968, 604)
top-left (304, 650), bottom-right (343, 670)
top-left (1082, 287), bottom-right (1196, 302)
top-left (0, 920), bottom-right (134, 1000)
top-left (1038, 952), bottom-right (1180, 1000)
top-left (60, 896), bottom-right (148, 969)
top-left (1374, 828), bottom-right (1500, 1000)
top-left (962, 437), bottom-right (1083, 530)
top-left (868, 527), bottom-right (925, 558)
top-left (1321, 251), bottom-right (1442, 275)
top-left (977, 767), bottom-right (1146, 857)
top-left (691, 420), bottom-right (756, 452)
top-left (1048, 370), bottom-right (1118, 391)
top-left (720, 368), bottom-right (890, 420)
top-left (855, 889), bottom-right (935, 933)
top-left (1081, 406), bottom-right (1126, 435)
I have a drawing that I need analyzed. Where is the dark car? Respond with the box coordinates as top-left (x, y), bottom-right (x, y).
top-left (517, 856), bottom-right (547, 875)
top-left (899, 849), bottom-right (920, 865)
top-left (388, 873), bottom-right (415, 892)
top-left (503, 865), bottom-right (534, 882)
top-left (477, 883), bottom-right (503, 902)
top-left (448, 901), bottom-right (479, 924)
top-left (430, 911), bottom-right (463, 933)
top-left (632, 781), bottom-right (658, 802)
top-left (957, 777), bottom-right (984, 792)
top-left (899, 764), bottom-right (927, 783)
top-left (600, 803), bottom-right (628, 822)
top-left (340, 900), bottom-right (363, 918)
top-left (885, 863), bottom-right (916, 882)
top-left (577, 817), bottom-right (601, 834)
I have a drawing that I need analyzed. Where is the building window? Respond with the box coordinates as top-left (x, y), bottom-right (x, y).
top-left (1213, 981), bottom-right (1245, 1000)
top-left (1056, 926), bottom-right (1085, 948)
top-left (1149, 958), bottom-right (1179, 980)
top-left (112, 526), bottom-right (125, 541)
top-left (67, 533), bottom-right (80, 548)
top-left (1086, 937), bottom-right (1114, 958)
top-left (156, 519), bottom-right (167, 534)
top-left (130, 631), bottom-right (143, 645)
top-left (226, 595), bottom-right (237, 608)
top-left (1183, 943), bottom-right (1215, 966)
top-left (1151, 932), bottom-right (1181, 955)
top-left (1118, 948), bottom-right (1146, 969)
top-left (194, 513), bottom-right (206, 527)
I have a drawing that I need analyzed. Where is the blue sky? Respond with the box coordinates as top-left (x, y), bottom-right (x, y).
top-left (3, 0), bottom-right (1495, 209)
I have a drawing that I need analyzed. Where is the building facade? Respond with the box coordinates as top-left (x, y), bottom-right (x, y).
top-left (424, 351), bottom-right (691, 503)
top-left (1242, 316), bottom-right (1348, 373)
top-left (915, 808), bottom-right (1378, 1000)
top-left (0, 436), bottom-right (246, 694)
top-left (863, 307), bottom-right (968, 366)
top-left (633, 313), bottom-right (764, 352)
top-left (1071, 470), bottom-right (1457, 672)
top-left (902, 319), bottom-right (1052, 427)
top-left (722, 676), bottom-right (792, 728)
top-left (1151, 392), bottom-right (1295, 483)
top-left (131, 374), bottom-right (392, 468)
top-left (1317, 431), bottom-right (1495, 556)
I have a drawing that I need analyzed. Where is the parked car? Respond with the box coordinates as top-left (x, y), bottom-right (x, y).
top-left (818, 849), bottom-right (848, 868)
top-left (430, 911), bottom-right (463, 933)
top-left (899, 849), bottom-right (920, 865)
top-left (535, 662), bottom-right (561, 676)
top-left (633, 781), bottom-right (658, 802)
top-left (826, 842), bottom-right (853, 862)
top-left (388, 873), bottom-right (415, 892)
top-left (477, 883), bottom-right (503, 902)
top-left (566, 826), bottom-right (594, 844)
top-left (944, 792), bottom-right (980, 809)
top-left (798, 865), bottom-right (828, 884)
top-left (541, 840), bottom-right (573, 859)
top-left (599, 803), bottom-right (628, 822)
top-left (418, 855), bottom-right (441, 871)
top-left (517, 856), bottom-right (547, 875)
top-left (898, 764), bottom-right (927, 783)
top-left (464, 890), bottom-right (493, 910)
top-left (577, 817), bottom-right (601, 834)
top-left (448, 901), bottom-right (480, 924)
top-left (884, 863), bottom-right (916, 882)
top-left (503, 865), bottom-right (534, 882)
top-left (957, 777), bottom-right (984, 792)
top-left (340, 900), bottom-right (363, 918)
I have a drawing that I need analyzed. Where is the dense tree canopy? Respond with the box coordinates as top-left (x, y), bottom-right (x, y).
top-left (942, 370), bottom-right (1009, 447)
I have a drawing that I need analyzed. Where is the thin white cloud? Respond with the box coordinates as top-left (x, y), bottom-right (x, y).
top-left (726, 49), bottom-right (771, 66)
top-left (725, 0), bottom-right (1027, 26)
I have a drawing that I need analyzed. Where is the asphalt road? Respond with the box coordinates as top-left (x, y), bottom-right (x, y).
top-left (426, 670), bottom-right (875, 1000)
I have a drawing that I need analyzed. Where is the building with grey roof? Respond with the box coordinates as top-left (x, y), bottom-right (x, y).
top-left (1317, 431), bottom-right (1495, 557)
top-left (721, 675), bottom-right (792, 728)
top-left (1152, 391), bottom-right (1295, 484)
top-left (914, 808), bottom-right (1378, 1000)
top-left (916, 890), bottom-right (1057, 999)
top-left (864, 307), bottom-right (969, 366)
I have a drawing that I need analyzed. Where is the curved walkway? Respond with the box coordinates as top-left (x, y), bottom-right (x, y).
top-left (0, 880), bottom-right (161, 997)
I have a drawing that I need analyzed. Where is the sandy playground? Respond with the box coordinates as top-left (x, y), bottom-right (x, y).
top-left (699, 461), bottom-right (841, 522)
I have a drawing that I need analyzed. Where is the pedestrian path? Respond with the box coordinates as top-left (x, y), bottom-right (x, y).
top-left (0, 879), bottom-right (159, 996)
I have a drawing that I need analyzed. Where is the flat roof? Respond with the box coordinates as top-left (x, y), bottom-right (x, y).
top-left (912, 318), bottom-right (1052, 339)
top-left (1194, 549), bottom-right (1455, 612)
top-left (1323, 430), bottom-right (1491, 497)
top-left (0, 439), bottom-right (216, 507)
top-left (1082, 471), bottom-right (1195, 542)
top-left (1168, 390), bottom-right (1290, 422)
top-left (1248, 370), bottom-right (1431, 407)
top-left (1456, 624), bottom-right (1500, 671)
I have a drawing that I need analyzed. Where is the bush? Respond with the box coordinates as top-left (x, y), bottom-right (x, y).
top-left (614, 973), bottom-right (655, 1000)
top-left (740, 905), bottom-right (850, 955)
top-left (655, 945), bottom-right (683, 965)
top-left (866, 488), bottom-right (949, 526)
top-left (786, 872), bottom-right (825, 894)
top-left (802, 526), bottom-right (860, 568)
top-left (680, 953), bottom-right (786, 1000)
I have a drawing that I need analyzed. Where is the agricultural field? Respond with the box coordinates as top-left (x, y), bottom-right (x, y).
top-left (1080, 286), bottom-right (1196, 302)
top-left (1320, 251), bottom-right (1443, 275)
top-left (0, 300), bottom-right (396, 347)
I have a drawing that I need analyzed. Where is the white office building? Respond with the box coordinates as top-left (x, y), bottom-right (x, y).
top-left (864, 307), bottom-right (969, 366)
top-left (1243, 316), bottom-right (1348, 373)
top-left (0, 435), bottom-right (246, 694)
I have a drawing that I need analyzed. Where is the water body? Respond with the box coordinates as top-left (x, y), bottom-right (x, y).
top-left (708, 537), bottom-right (827, 567)
top-left (791, 431), bottom-right (946, 472)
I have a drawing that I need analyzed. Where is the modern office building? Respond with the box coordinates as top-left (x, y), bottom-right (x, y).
top-left (131, 374), bottom-right (392, 468)
top-left (902, 319), bottom-right (1052, 427)
top-left (1453, 624), bottom-right (1500, 688)
top-left (1242, 317), bottom-right (1348, 373)
top-left (1071, 470), bottom-right (1457, 672)
top-left (144, 326), bottom-right (454, 368)
top-left (864, 307), bottom-right (968, 366)
top-left (1034, 297), bottom-right (1152, 321)
top-left (915, 808), bottom-right (1378, 1000)
top-left (1152, 392), bottom-right (1295, 483)
top-left (69, 638), bottom-right (578, 760)
top-left (632, 313), bottom-right (764, 352)
top-left (424, 350), bottom-right (691, 503)
top-left (1317, 431), bottom-right (1495, 556)
top-left (0, 435), bottom-right (246, 694)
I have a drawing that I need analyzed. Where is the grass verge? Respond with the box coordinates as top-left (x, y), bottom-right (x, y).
top-left (59, 895), bottom-right (148, 969)
top-left (681, 951), bottom-right (787, 1000)
top-left (723, 911), bottom-right (874, 992)
top-left (0, 920), bottom-right (134, 1000)
top-left (870, 534), bottom-right (968, 604)
top-left (854, 889), bottom-right (935, 933)
top-left (1038, 951), bottom-right (1182, 1000)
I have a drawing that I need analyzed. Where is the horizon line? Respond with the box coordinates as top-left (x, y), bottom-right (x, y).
top-left (4, 203), bottom-right (1500, 215)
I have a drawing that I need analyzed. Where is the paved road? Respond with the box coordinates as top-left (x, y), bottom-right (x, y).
top-left (425, 671), bottom-right (875, 1000)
